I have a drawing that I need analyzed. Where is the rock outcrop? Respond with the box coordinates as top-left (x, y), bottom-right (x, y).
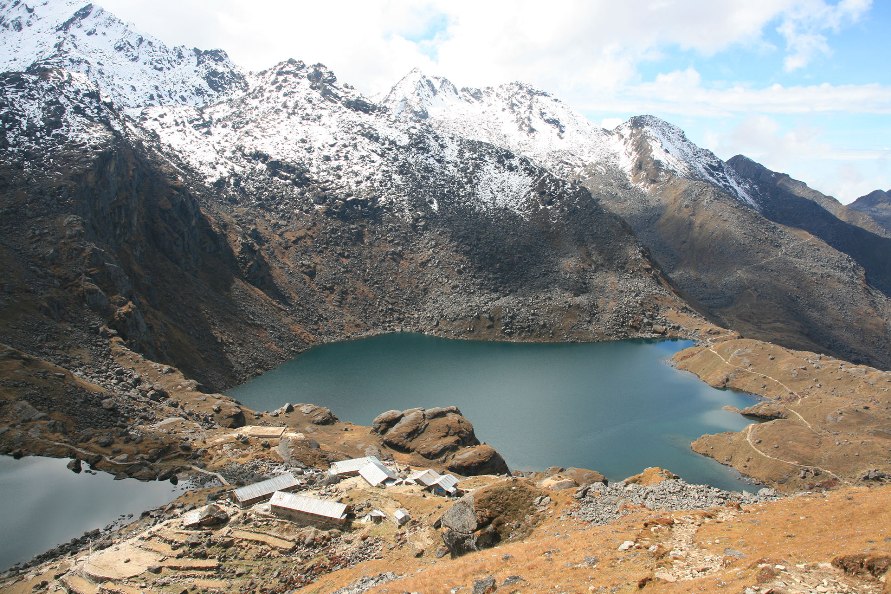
top-left (371, 407), bottom-right (509, 475)
top-left (439, 479), bottom-right (543, 556)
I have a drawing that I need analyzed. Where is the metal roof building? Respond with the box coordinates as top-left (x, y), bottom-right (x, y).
top-left (365, 509), bottom-right (387, 523)
top-left (231, 473), bottom-right (301, 507)
top-left (269, 491), bottom-right (349, 527)
top-left (407, 468), bottom-right (459, 495)
top-left (433, 473), bottom-right (459, 495)
top-left (329, 456), bottom-right (383, 476)
top-left (408, 468), bottom-right (441, 487)
top-left (358, 460), bottom-right (398, 487)
top-left (393, 508), bottom-right (411, 526)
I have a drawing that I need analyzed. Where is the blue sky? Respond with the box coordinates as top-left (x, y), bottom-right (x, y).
top-left (101, 0), bottom-right (890, 202)
top-left (604, 1), bottom-right (890, 203)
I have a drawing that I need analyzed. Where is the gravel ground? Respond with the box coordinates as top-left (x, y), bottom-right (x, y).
top-left (569, 479), bottom-right (779, 525)
top-left (331, 572), bottom-right (401, 594)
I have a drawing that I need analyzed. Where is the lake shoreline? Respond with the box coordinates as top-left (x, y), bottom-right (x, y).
top-left (228, 333), bottom-right (760, 491)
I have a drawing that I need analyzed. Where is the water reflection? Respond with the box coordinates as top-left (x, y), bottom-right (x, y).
top-left (0, 456), bottom-right (185, 571)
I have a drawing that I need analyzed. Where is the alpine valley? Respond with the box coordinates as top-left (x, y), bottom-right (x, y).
top-left (0, 2), bottom-right (889, 593)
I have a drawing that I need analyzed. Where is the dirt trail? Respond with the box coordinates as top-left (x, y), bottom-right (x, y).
top-left (705, 345), bottom-right (812, 424)
top-left (743, 425), bottom-right (849, 485)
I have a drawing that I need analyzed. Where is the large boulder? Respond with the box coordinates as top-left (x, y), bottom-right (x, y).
top-left (371, 406), bottom-right (509, 475)
top-left (371, 409), bottom-right (404, 433)
top-left (213, 401), bottom-right (246, 428)
top-left (440, 495), bottom-right (479, 556)
top-left (534, 466), bottom-right (607, 490)
top-left (447, 445), bottom-right (509, 476)
top-left (11, 400), bottom-right (47, 423)
top-left (439, 479), bottom-right (543, 556)
top-left (624, 467), bottom-right (678, 486)
top-left (298, 404), bottom-right (338, 425)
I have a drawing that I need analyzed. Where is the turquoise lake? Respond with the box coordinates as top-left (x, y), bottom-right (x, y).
top-left (229, 334), bottom-right (759, 491)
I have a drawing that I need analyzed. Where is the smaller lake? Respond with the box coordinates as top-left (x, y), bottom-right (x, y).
top-left (230, 334), bottom-right (759, 491)
top-left (0, 456), bottom-right (185, 571)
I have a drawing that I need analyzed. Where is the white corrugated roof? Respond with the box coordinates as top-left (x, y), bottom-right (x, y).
top-left (269, 491), bottom-right (348, 520)
top-left (434, 474), bottom-right (459, 492)
top-left (359, 460), bottom-right (398, 487)
top-left (329, 456), bottom-right (382, 475)
top-left (408, 468), bottom-right (441, 486)
top-left (232, 474), bottom-right (300, 503)
top-left (393, 508), bottom-right (411, 525)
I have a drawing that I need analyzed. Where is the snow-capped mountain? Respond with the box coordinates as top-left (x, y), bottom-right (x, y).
top-left (140, 59), bottom-right (580, 218)
top-left (613, 115), bottom-right (756, 207)
top-left (0, 0), bottom-right (246, 114)
top-left (382, 69), bottom-right (757, 208)
top-left (1, 1), bottom-right (890, 377)
top-left (0, 59), bottom-right (682, 389)
top-left (383, 68), bottom-right (625, 180)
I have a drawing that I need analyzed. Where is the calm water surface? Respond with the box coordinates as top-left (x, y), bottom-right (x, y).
top-left (0, 456), bottom-right (183, 570)
top-left (230, 334), bottom-right (759, 491)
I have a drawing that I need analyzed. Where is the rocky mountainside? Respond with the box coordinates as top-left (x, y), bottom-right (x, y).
top-left (850, 189), bottom-right (891, 235)
top-left (726, 156), bottom-right (890, 237)
top-left (385, 69), bottom-right (891, 369)
top-left (0, 6), bottom-right (694, 391)
top-left (0, 0), bottom-right (246, 114)
top-left (727, 155), bottom-right (891, 294)
top-left (0, 67), bottom-right (307, 390)
top-left (383, 70), bottom-right (757, 207)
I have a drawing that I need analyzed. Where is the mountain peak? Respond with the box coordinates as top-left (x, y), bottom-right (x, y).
top-left (0, 0), bottom-right (247, 114)
top-left (853, 188), bottom-right (891, 207)
top-left (616, 116), bottom-right (757, 206)
top-left (625, 114), bottom-right (679, 131)
top-left (849, 189), bottom-right (891, 234)
top-left (384, 68), bottom-right (460, 119)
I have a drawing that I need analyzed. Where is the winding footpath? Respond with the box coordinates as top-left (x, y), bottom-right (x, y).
top-left (703, 343), bottom-right (850, 485)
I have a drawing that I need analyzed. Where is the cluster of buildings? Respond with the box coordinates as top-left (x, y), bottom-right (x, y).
top-left (212, 456), bottom-right (460, 529)
top-left (328, 455), bottom-right (461, 496)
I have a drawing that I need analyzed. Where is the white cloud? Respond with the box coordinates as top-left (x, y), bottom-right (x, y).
top-left (581, 71), bottom-right (891, 117)
top-left (98, 0), bottom-right (872, 98)
top-left (704, 115), bottom-right (889, 203)
top-left (716, 115), bottom-right (831, 163)
top-left (777, 0), bottom-right (872, 71)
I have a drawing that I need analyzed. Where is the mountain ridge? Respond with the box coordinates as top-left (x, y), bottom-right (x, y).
top-left (850, 188), bottom-right (891, 234)
top-left (380, 68), bottom-right (891, 369)
top-left (382, 68), bottom-right (759, 208)
top-left (0, 0), bottom-right (247, 113)
top-left (0, 57), bottom-right (693, 390)
top-left (2, 4), bottom-right (890, 372)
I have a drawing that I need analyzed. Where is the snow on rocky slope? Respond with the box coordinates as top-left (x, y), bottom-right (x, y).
top-left (383, 68), bottom-right (625, 179)
top-left (0, 0), bottom-right (246, 114)
top-left (382, 69), bottom-right (757, 208)
top-left (0, 1), bottom-right (757, 212)
top-left (139, 60), bottom-right (568, 217)
top-left (0, 67), bottom-right (119, 165)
